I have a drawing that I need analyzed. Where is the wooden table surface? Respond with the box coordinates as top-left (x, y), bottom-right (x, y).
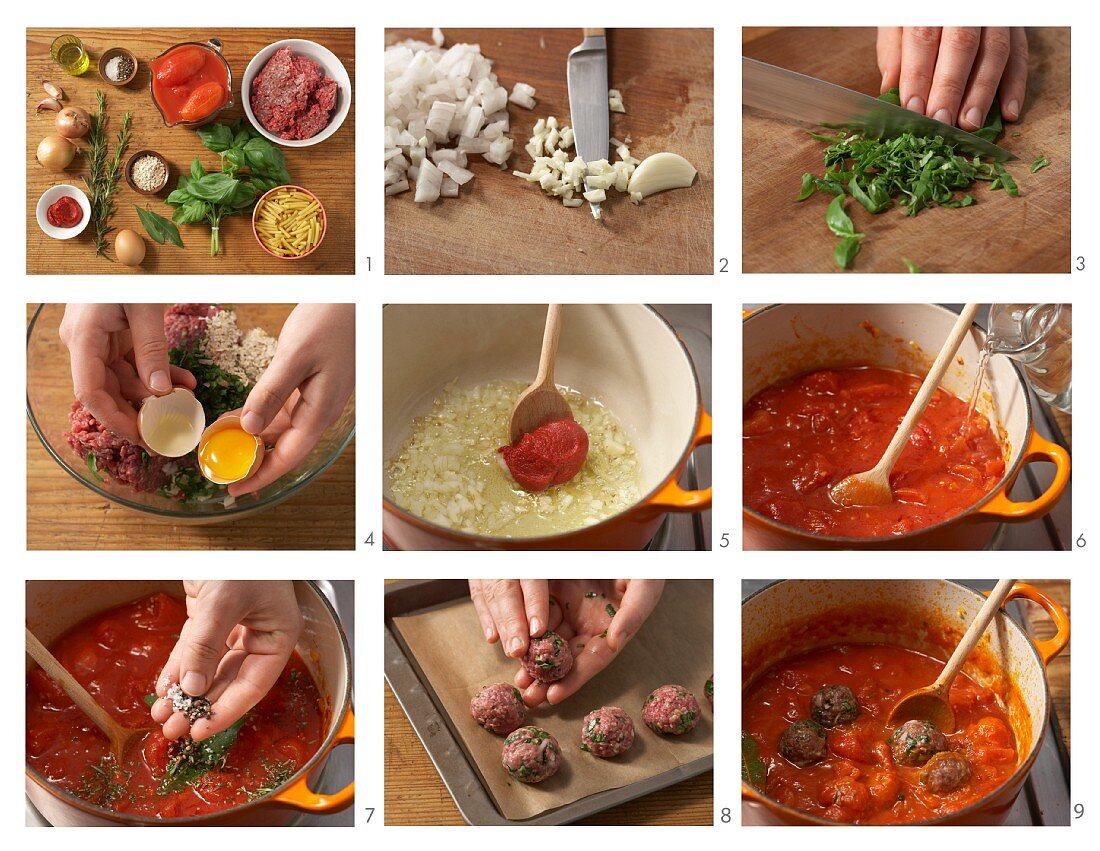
top-left (384, 682), bottom-right (712, 825)
top-left (385, 28), bottom-right (713, 276)
top-left (26, 28), bottom-right (355, 274)
top-left (742, 27), bottom-right (1070, 273)
top-left (25, 304), bottom-right (354, 551)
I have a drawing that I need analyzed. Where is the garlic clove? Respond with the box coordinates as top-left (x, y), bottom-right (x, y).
top-left (36, 97), bottom-right (62, 114)
top-left (627, 152), bottom-right (698, 199)
top-left (43, 80), bottom-right (64, 100)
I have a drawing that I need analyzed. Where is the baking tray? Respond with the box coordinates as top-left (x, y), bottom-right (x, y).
top-left (384, 579), bottom-right (713, 825)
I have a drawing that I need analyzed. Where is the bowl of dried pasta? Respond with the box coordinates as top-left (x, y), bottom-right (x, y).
top-left (252, 184), bottom-right (327, 260)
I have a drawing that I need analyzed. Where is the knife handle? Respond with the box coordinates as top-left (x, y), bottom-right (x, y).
top-left (583, 28), bottom-right (606, 37)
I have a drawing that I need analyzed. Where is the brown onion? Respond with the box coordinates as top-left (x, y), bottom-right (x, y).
top-left (55, 106), bottom-right (91, 139)
top-left (36, 134), bottom-right (76, 171)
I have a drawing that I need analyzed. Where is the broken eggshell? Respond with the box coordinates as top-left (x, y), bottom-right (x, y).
top-left (137, 388), bottom-right (205, 457)
top-left (196, 415), bottom-right (264, 485)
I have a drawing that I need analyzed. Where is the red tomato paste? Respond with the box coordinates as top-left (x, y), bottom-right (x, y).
top-left (499, 419), bottom-right (589, 491)
top-left (26, 593), bottom-right (325, 818)
top-left (46, 195), bottom-right (83, 228)
top-left (743, 643), bottom-right (1018, 824)
top-left (743, 366), bottom-right (1005, 537)
top-left (151, 45), bottom-right (228, 124)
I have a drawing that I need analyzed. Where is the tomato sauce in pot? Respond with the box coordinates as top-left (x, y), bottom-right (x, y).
top-left (743, 366), bottom-right (1006, 537)
top-left (26, 593), bottom-right (325, 818)
top-left (743, 643), bottom-right (1019, 824)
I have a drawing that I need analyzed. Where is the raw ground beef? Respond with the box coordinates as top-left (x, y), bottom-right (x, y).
top-left (67, 401), bottom-right (169, 493)
top-left (250, 47), bottom-right (338, 140)
top-left (164, 303), bottom-right (218, 352)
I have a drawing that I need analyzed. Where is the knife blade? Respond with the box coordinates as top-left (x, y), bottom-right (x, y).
top-left (743, 57), bottom-right (1015, 162)
top-left (568, 28), bottom-right (610, 218)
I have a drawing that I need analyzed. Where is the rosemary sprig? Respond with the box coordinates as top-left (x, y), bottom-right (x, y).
top-left (83, 90), bottom-right (131, 259)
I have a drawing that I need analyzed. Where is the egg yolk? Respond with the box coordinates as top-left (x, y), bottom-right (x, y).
top-left (199, 427), bottom-right (258, 482)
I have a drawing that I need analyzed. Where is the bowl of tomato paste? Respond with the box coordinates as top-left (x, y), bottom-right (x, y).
top-left (25, 579), bottom-right (354, 826)
top-left (36, 185), bottom-right (90, 239)
top-left (741, 579), bottom-right (1069, 825)
top-left (149, 40), bottom-right (234, 128)
top-left (742, 303), bottom-right (1070, 550)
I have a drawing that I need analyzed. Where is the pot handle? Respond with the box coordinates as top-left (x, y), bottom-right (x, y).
top-left (270, 707), bottom-right (355, 813)
top-left (973, 431), bottom-right (1070, 522)
top-left (645, 410), bottom-right (712, 512)
top-left (998, 582), bottom-right (1070, 666)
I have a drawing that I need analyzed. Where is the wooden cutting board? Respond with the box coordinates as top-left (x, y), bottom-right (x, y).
top-left (385, 28), bottom-right (713, 276)
top-left (742, 27), bottom-right (1070, 274)
top-left (26, 27), bottom-right (355, 275)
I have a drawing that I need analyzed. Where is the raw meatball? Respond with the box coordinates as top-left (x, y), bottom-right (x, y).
top-left (522, 631), bottom-right (574, 683)
top-left (642, 684), bottom-right (701, 735)
top-left (778, 719), bottom-right (828, 767)
top-left (919, 751), bottom-right (972, 794)
top-left (470, 683), bottom-right (527, 735)
top-left (810, 684), bottom-right (859, 728)
top-left (705, 674), bottom-right (714, 708)
top-left (890, 719), bottom-right (947, 767)
top-left (501, 725), bottom-right (562, 783)
top-left (581, 707), bottom-right (635, 758)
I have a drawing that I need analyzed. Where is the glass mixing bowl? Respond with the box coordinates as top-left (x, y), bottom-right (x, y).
top-left (27, 304), bottom-right (355, 523)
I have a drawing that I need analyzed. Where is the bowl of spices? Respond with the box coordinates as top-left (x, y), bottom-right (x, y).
top-left (125, 150), bottom-right (170, 195)
top-left (99, 47), bottom-right (137, 86)
top-left (36, 184), bottom-right (91, 239)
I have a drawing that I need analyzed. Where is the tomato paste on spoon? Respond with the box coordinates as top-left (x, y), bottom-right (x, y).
top-left (499, 419), bottom-right (589, 491)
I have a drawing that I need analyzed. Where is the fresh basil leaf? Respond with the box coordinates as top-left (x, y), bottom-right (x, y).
top-left (848, 176), bottom-right (888, 214)
top-left (825, 195), bottom-right (862, 238)
top-left (158, 716), bottom-right (248, 795)
top-left (742, 732), bottom-right (767, 791)
top-left (229, 181), bottom-right (257, 209)
top-left (173, 198), bottom-right (210, 224)
top-left (1030, 155), bottom-right (1049, 173)
top-left (834, 235), bottom-right (862, 269)
top-left (190, 157), bottom-right (206, 181)
top-left (796, 173), bottom-right (815, 201)
top-left (877, 87), bottom-right (901, 106)
top-left (135, 205), bottom-right (184, 248)
top-left (993, 162), bottom-right (1019, 197)
top-left (197, 123), bottom-right (234, 153)
top-left (186, 173), bottom-right (241, 204)
top-left (902, 257), bottom-right (922, 273)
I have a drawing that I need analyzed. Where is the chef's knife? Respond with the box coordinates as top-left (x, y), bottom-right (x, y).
top-left (743, 57), bottom-right (1016, 162)
top-left (568, 28), bottom-right (610, 219)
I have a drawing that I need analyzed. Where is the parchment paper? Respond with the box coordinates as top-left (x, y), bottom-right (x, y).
top-left (392, 580), bottom-right (713, 821)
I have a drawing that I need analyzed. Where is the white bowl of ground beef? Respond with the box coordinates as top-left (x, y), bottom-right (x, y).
top-left (242, 39), bottom-right (352, 148)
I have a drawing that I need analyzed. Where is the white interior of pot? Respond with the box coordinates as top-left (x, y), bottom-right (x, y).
top-left (742, 579), bottom-right (1043, 764)
top-left (743, 304), bottom-right (1028, 466)
top-left (383, 304), bottom-right (699, 497)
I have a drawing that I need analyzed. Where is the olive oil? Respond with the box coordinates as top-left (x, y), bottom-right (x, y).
top-left (51, 34), bottom-right (90, 75)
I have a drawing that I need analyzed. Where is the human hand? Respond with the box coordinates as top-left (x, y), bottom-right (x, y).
top-left (876, 27), bottom-right (1028, 131)
top-left (470, 579), bottom-right (665, 707)
top-left (58, 304), bottom-right (196, 446)
top-left (229, 304), bottom-right (355, 496)
top-left (151, 580), bottom-right (301, 741)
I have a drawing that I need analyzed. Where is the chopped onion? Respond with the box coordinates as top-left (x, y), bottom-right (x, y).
top-left (609, 88), bottom-right (626, 113)
top-left (385, 30), bottom-right (520, 202)
top-left (508, 82), bottom-right (537, 109)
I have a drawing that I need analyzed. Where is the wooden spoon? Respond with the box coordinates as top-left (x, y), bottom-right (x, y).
top-left (508, 304), bottom-right (574, 444)
top-left (831, 303), bottom-right (981, 507)
top-left (26, 625), bottom-right (151, 764)
top-left (887, 578), bottom-right (1016, 731)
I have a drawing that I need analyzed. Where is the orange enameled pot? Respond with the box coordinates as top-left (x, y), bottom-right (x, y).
top-left (25, 580), bottom-right (354, 826)
top-left (742, 579), bottom-right (1069, 825)
top-left (743, 304), bottom-right (1070, 549)
top-left (383, 304), bottom-right (711, 550)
